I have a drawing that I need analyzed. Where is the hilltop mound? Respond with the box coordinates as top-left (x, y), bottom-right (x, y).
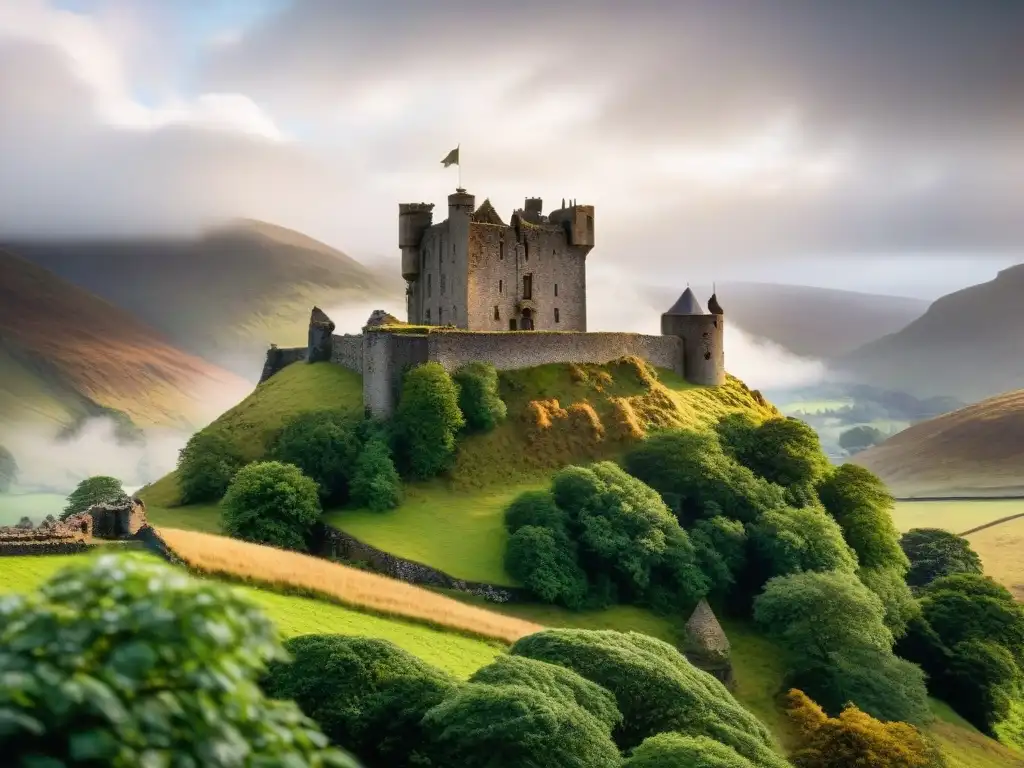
top-left (852, 387), bottom-right (1024, 497)
top-left (0, 248), bottom-right (249, 428)
top-left (836, 263), bottom-right (1024, 403)
top-left (4, 220), bottom-right (401, 378)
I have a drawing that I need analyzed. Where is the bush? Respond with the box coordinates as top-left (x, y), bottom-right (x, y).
top-left (0, 444), bottom-right (16, 492)
top-left (945, 639), bottom-right (1020, 732)
top-left (690, 516), bottom-right (748, 599)
top-left (469, 655), bottom-right (622, 734)
top-left (736, 417), bottom-right (831, 489)
top-left (263, 635), bottom-right (455, 767)
top-left (272, 411), bottom-right (360, 503)
top-left (349, 436), bottom-right (402, 511)
top-left (453, 361), bottom-right (507, 432)
top-left (624, 733), bottom-right (757, 767)
top-left (785, 689), bottom-right (940, 768)
top-left (177, 430), bottom-right (246, 503)
top-left (623, 429), bottom-right (787, 525)
top-left (900, 528), bottom-right (983, 588)
top-left (420, 682), bottom-right (621, 767)
top-left (919, 573), bottom-right (1024, 658)
top-left (393, 363), bottom-right (465, 479)
top-left (0, 554), bottom-right (356, 767)
top-left (511, 628), bottom-right (788, 767)
top-left (505, 525), bottom-right (589, 608)
top-left (504, 489), bottom-right (567, 534)
top-left (747, 506), bottom-right (859, 582)
top-left (221, 461), bottom-right (321, 551)
top-left (858, 565), bottom-right (919, 639)
top-left (61, 474), bottom-right (128, 519)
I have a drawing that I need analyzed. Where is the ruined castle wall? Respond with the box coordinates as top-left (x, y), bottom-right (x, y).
top-left (330, 334), bottom-right (364, 373)
top-left (362, 332), bottom-right (429, 418)
top-left (258, 346), bottom-right (305, 383)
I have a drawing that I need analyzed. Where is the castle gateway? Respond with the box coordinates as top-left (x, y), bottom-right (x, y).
top-left (400, 190), bottom-right (594, 332)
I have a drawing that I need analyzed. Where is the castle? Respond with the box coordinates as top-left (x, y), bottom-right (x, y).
top-left (260, 188), bottom-right (726, 417)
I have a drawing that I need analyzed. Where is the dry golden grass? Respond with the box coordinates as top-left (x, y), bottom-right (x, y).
top-left (966, 516), bottom-right (1024, 601)
top-left (157, 527), bottom-right (543, 644)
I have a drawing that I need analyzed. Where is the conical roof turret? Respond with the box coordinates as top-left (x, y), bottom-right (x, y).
top-left (665, 286), bottom-right (707, 316)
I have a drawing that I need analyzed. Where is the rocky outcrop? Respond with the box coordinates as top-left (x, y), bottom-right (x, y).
top-left (365, 309), bottom-right (402, 328)
top-left (317, 525), bottom-right (527, 603)
top-left (683, 599), bottom-right (734, 688)
top-left (307, 306), bottom-right (336, 363)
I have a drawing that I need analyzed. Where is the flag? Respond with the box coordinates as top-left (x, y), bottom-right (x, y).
top-left (441, 145), bottom-right (460, 167)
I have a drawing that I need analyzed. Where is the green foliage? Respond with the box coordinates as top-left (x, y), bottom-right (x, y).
top-left (623, 429), bottom-right (787, 525)
top-left (919, 573), bottom-right (1024, 658)
top-left (177, 430), bottom-right (246, 504)
top-left (818, 463), bottom-right (908, 572)
top-left (420, 682), bottom-right (622, 767)
top-left (837, 425), bottom-right (886, 454)
top-left (505, 525), bottom-right (589, 608)
top-left (349, 437), bottom-right (402, 512)
top-left (624, 733), bottom-right (757, 767)
top-left (690, 516), bottom-right (748, 599)
top-left (900, 528), bottom-right (983, 588)
top-left (469, 654), bottom-right (622, 734)
top-left (393, 362), bottom-right (465, 479)
top-left (858, 565), bottom-right (919, 639)
top-left (714, 412), bottom-right (761, 461)
top-left (0, 444), bottom-right (16, 492)
top-left (504, 489), bottom-right (566, 534)
top-left (0, 554), bottom-right (356, 767)
top-left (263, 635), bottom-right (456, 768)
top-left (732, 417), bottom-right (831, 489)
top-left (272, 411), bottom-right (360, 503)
top-left (221, 461), bottom-right (321, 551)
top-left (511, 628), bottom-right (788, 767)
top-left (61, 474), bottom-right (128, 519)
top-left (747, 506), bottom-right (859, 582)
top-left (453, 361), bottom-right (507, 433)
top-left (945, 640), bottom-right (1020, 732)
top-left (754, 570), bottom-right (931, 724)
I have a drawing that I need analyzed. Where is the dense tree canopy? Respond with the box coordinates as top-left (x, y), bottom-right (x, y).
top-left (177, 430), bottom-right (246, 503)
top-left (61, 474), bottom-right (128, 519)
top-left (272, 411), bottom-right (360, 503)
top-left (453, 361), bottom-right (507, 432)
top-left (736, 417), bottom-right (831, 489)
top-left (747, 505), bottom-right (859, 583)
top-left (919, 574), bottom-right (1024, 661)
top-left (349, 436), bottom-right (402, 512)
top-left (392, 363), bottom-right (465, 479)
top-left (221, 461), bottom-right (321, 551)
top-left (900, 528), bottom-right (983, 588)
top-left (837, 425), bottom-right (886, 455)
top-left (0, 554), bottom-right (355, 767)
top-left (623, 733), bottom-right (757, 767)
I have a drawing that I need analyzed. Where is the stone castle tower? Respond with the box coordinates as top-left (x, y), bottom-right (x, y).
top-left (661, 286), bottom-right (725, 386)
top-left (399, 189), bottom-right (594, 331)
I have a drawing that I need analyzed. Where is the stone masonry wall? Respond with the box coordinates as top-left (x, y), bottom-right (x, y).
top-left (330, 334), bottom-right (364, 373)
top-left (258, 345), bottom-right (305, 383)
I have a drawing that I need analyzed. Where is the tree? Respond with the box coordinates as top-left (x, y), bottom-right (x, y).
top-left (272, 411), bottom-right (360, 503)
top-left (453, 361), bottom-right (507, 432)
top-left (737, 417), bottom-right (831, 489)
top-left (392, 363), bottom-right (465, 479)
top-left (510, 629), bottom-right (789, 767)
top-left (858, 565), bottom-right (919, 639)
top-left (177, 430), bottom-right (246, 503)
top-left (747, 506), bottom-right (859, 583)
top-left (221, 461), bottom-right (321, 551)
top-left (784, 689), bottom-right (939, 768)
top-left (900, 528), bottom-right (983, 588)
top-left (945, 640), bottom-right (1020, 732)
top-left (61, 475), bottom-right (128, 519)
top-left (919, 573), bottom-right (1024, 659)
top-left (624, 733), bottom-right (758, 767)
top-left (263, 635), bottom-right (455, 767)
top-left (0, 444), bottom-right (17, 493)
top-left (0, 553), bottom-right (357, 767)
top-left (504, 489), bottom-right (567, 534)
top-left (505, 525), bottom-right (589, 608)
top-left (690, 516), bottom-right (748, 599)
top-left (837, 425), bottom-right (886, 455)
top-left (349, 436), bottom-right (402, 511)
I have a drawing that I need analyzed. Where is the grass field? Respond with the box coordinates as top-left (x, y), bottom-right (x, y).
top-left (966, 516), bottom-right (1024, 601)
top-left (891, 499), bottom-right (1024, 535)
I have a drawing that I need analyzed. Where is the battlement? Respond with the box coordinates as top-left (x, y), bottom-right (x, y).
top-left (399, 202), bottom-right (436, 214)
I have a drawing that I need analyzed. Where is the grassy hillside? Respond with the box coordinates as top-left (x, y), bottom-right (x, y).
top-left (853, 387), bottom-right (1024, 497)
top-left (836, 263), bottom-right (1024, 403)
top-left (5, 220), bottom-right (402, 378)
top-left (0, 247), bottom-right (250, 429)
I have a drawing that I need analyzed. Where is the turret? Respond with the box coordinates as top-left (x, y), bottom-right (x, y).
top-left (661, 287), bottom-right (725, 386)
top-left (399, 202), bottom-right (434, 281)
top-left (548, 201), bottom-right (595, 252)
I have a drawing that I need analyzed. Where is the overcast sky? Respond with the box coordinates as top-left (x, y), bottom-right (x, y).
top-left (2, 0), bottom-right (1023, 298)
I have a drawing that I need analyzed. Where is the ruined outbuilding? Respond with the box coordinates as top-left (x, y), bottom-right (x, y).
top-left (683, 599), bottom-right (734, 688)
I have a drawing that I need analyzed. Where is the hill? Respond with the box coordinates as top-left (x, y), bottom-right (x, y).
top-left (836, 263), bottom-right (1024, 403)
top-left (851, 387), bottom-right (1024, 497)
top-left (3, 220), bottom-right (401, 379)
top-left (0, 248), bottom-right (250, 429)
top-left (642, 281), bottom-right (928, 358)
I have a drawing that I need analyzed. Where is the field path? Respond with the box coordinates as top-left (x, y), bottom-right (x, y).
top-left (959, 512), bottom-right (1024, 537)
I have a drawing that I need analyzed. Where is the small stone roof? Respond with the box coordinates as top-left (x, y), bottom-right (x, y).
top-left (471, 198), bottom-right (506, 226)
top-left (684, 599), bottom-right (730, 657)
top-left (665, 287), bottom-right (707, 316)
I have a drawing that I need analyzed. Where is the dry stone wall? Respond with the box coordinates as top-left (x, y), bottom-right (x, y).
top-left (259, 345), bottom-right (305, 383)
top-left (330, 334), bottom-right (364, 373)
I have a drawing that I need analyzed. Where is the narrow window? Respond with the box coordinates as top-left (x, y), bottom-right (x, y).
top-left (554, 283), bottom-right (558, 297)
top-left (523, 274), bottom-right (533, 299)
top-left (427, 273), bottom-right (432, 298)
top-left (441, 273), bottom-right (446, 295)
top-left (452, 305), bottom-right (457, 322)
top-left (494, 306), bottom-right (500, 321)
top-left (587, 215), bottom-right (594, 232)
top-left (499, 279), bottom-right (503, 294)
top-left (524, 241), bottom-right (529, 262)
top-left (499, 239), bottom-right (504, 260)
top-left (438, 307), bottom-right (444, 324)
top-left (554, 307), bottom-right (560, 323)
top-left (509, 318), bottom-right (517, 330)
top-left (426, 308), bottom-right (431, 323)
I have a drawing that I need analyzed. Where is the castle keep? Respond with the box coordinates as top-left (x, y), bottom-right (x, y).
top-left (260, 188), bottom-right (725, 417)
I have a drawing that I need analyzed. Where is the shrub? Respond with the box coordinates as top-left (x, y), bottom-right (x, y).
top-left (349, 436), bottom-right (402, 511)
top-left (623, 429), bottom-right (787, 525)
top-left (858, 565), bottom-right (919, 639)
top-left (504, 489), bottom-right (567, 534)
top-left (61, 474), bottom-right (128, 519)
top-left (900, 528), bottom-right (983, 588)
top-left (393, 362), bottom-right (465, 479)
top-left (0, 554), bottom-right (356, 766)
top-left (272, 411), bottom-right (360, 503)
top-left (690, 516), bottom-right (748, 599)
top-left (919, 573), bottom-right (1024, 658)
top-left (469, 655), bottom-right (622, 734)
top-left (747, 506), bottom-right (859, 582)
top-left (624, 733), bottom-right (757, 767)
top-left (177, 430), bottom-right (246, 503)
top-left (221, 461), bottom-right (321, 551)
top-left (420, 683), bottom-right (621, 767)
top-left (0, 444), bottom-right (16, 492)
top-left (511, 628), bottom-right (788, 767)
top-left (453, 361), bottom-right (507, 432)
top-left (785, 689), bottom-right (940, 768)
top-left (945, 639), bottom-right (1020, 732)
top-left (263, 635), bottom-right (455, 767)
top-left (738, 417), bottom-right (831, 489)
top-left (505, 525), bottom-right (589, 608)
